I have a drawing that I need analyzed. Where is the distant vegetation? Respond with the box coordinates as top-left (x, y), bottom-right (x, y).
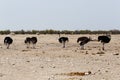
top-left (0, 29), bottom-right (120, 35)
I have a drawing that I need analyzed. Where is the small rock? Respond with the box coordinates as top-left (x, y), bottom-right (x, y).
top-left (26, 61), bottom-right (30, 63)
top-left (12, 64), bottom-right (15, 65)
top-left (105, 70), bottom-right (108, 73)
top-left (41, 66), bottom-right (44, 68)
top-left (53, 66), bottom-right (56, 68)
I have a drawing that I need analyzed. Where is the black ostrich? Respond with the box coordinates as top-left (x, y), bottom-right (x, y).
top-left (98, 35), bottom-right (111, 50)
top-left (25, 37), bottom-right (37, 48)
top-left (77, 37), bottom-right (91, 49)
top-left (31, 37), bottom-right (37, 48)
top-left (25, 37), bottom-right (31, 48)
top-left (4, 37), bottom-right (13, 49)
top-left (58, 37), bottom-right (69, 48)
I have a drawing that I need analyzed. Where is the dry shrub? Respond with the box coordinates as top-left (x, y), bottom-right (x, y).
top-left (22, 49), bottom-right (31, 52)
top-left (96, 51), bottom-right (105, 54)
top-left (58, 71), bottom-right (91, 76)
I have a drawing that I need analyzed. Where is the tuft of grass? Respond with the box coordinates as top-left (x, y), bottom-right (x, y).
top-left (96, 51), bottom-right (105, 54)
top-left (22, 49), bottom-right (31, 52)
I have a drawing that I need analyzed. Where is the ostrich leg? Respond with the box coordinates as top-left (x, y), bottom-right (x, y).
top-left (102, 43), bottom-right (105, 50)
top-left (63, 41), bottom-right (65, 48)
top-left (33, 44), bottom-right (36, 49)
top-left (7, 44), bottom-right (10, 49)
top-left (81, 45), bottom-right (84, 50)
top-left (26, 43), bottom-right (30, 48)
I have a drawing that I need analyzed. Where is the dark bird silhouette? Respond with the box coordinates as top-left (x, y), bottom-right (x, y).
top-left (31, 37), bottom-right (37, 48)
top-left (25, 37), bottom-right (31, 44)
top-left (58, 37), bottom-right (69, 48)
top-left (25, 37), bottom-right (37, 48)
top-left (98, 35), bottom-right (111, 50)
top-left (25, 37), bottom-right (31, 48)
top-left (4, 37), bottom-right (13, 49)
top-left (77, 37), bottom-right (91, 49)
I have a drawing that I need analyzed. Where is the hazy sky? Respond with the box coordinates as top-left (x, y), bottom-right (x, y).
top-left (0, 0), bottom-right (120, 31)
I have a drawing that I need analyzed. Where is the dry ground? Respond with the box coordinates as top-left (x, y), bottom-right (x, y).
top-left (0, 34), bottom-right (120, 80)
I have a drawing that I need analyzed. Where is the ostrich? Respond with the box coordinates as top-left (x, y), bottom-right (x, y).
top-left (58, 37), bottom-right (69, 48)
top-left (77, 37), bottom-right (91, 49)
top-left (98, 35), bottom-right (111, 50)
top-left (30, 37), bottom-right (37, 48)
top-left (25, 37), bottom-right (31, 48)
top-left (4, 37), bottom-right (13, 49)
top-left (25, 37), bottom-right (37, 48)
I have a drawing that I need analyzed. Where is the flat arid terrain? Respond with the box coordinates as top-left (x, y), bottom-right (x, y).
top-left (0, 34), bottom-right (120, 80)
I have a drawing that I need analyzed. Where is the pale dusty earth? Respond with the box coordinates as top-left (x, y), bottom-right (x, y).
top-left (0, 34), bottom-right (120, 80)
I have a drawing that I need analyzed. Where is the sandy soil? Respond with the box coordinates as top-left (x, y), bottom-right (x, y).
top-left (0, 34), bottom-right (120, 80)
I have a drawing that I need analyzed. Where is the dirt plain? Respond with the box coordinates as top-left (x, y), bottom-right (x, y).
top-left (0, 34), bottom-right (120, 80)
